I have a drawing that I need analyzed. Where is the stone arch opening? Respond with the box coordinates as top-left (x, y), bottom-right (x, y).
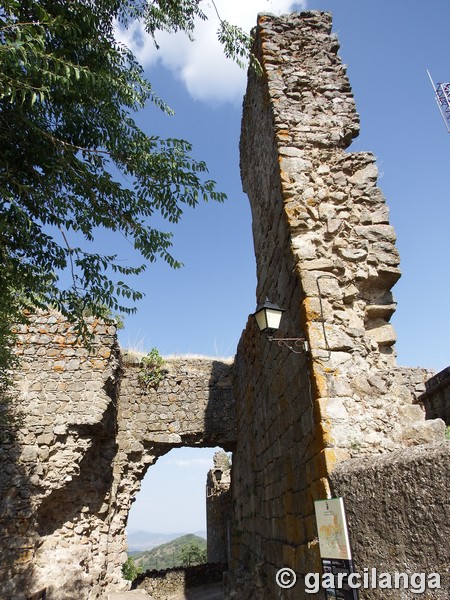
top-left (125, 445), bottom-right (230, 570)
top-left (1, 313), bottom-right (237, 599)
top-left (103, 355), bottom-right (236, 591)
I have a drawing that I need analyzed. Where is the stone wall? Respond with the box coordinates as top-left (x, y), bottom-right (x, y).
top-left (330, 441), bottom-right (450, 599)
top-left (107, 354), bottom-right (235, 594)
top-left (133, 563), bottom-right (226, 599)
top-left (0, 312), bottom-right (235, 600)
top-left (1, 312), bottom-right (120, 600)
top-left (227, 11), bottom-right (445, 599)
top-left (206, 452), bottom-right (231, 563)
top-left (1, 11), bottom-right (449, 600)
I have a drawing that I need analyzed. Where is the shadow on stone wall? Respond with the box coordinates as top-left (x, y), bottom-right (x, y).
top-left (204, 361), bottom-right (236, 452)
top-left (0, 391), bottom-right (36, 598)
top-left (35, 396), bottom-right (118, 536)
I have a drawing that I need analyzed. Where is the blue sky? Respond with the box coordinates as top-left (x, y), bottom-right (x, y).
top-left (120, 0), bottom-right (450, 536)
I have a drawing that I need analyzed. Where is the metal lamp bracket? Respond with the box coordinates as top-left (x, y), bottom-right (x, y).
top-left (267, 336), bottom-right (309, 354)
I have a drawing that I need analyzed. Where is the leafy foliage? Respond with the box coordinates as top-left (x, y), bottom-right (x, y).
top-left (132, 533), bottom-right (207, 571)
top-left (0, 0), bottom-right (256, 350)
top-left (138, 347), bottom-right (166, 389)
top-left (179, 540), bottom-right (207, 567)
top-left (122, 555), bottom-right (143, 581)
top-left (1, 0), bottom-right (228, 336)
top-left (217, 20), bottom-right (262, 75)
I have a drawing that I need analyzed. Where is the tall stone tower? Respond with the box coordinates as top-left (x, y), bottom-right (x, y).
top-left (228, 11), bottom-right (444, 599)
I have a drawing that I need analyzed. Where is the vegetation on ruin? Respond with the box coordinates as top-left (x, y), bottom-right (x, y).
top-left (0, 1), bottom-right (256, 404)
top-left (122, 555), bottom-right (143, 582)
top-left (138, 347), bottom-right (167, 389)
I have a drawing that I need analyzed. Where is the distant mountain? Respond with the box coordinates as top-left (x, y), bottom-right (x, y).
top-left (193, 530), bottom-right (207, 540)
top-left (126, 530), bottom-right (207, 552)
top-left (132, 534), bottom-right (207, 571)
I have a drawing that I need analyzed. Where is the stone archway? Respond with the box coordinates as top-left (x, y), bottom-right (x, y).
top-left (0, 313), bottom-right (235, 600)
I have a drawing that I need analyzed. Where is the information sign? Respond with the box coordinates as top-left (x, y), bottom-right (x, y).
top-left (314, 498), bottom-right (359, 600)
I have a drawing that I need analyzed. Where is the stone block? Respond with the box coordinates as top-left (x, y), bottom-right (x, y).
top-left (366, 323), bottom-right (397, 346)
top-left (398, 419), bottom-right (445, 446)
top-left (348, 163), bottom-right (378, 185)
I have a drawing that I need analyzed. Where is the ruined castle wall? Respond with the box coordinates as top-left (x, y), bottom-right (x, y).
top-left (1, 312), bottom-right (121, 600)
top-left (0, 313), bottom-right (235, 600)
top-left (228, 11), bottom-right (444, 599)
top-left (330, 441), bottom-right (450, 599)
top-left (107, 356), bottom-right (235, 590)
top-left (206, 452), bottom-right (232, 563)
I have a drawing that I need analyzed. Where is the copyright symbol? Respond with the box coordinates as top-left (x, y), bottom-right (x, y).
top-left (276, 567), bottom-right (297, 589)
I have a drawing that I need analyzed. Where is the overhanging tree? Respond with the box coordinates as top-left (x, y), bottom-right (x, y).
top-left (0, 0), bottom-right (255, 357)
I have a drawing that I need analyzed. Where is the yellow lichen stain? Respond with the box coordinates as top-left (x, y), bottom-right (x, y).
top-left (89, 359), bottom-right (106, 369)
top-left (310, 477), bottom-right (331, 502)
top-left (303, 297), bottom-right (320, 321)
top-left (310, 451), bottom-right (332, 481)
top-left (322, 447), bottom-right (351, 473)
top-left (279, 167), bottom-right (290, 183)
top-left (316, 398), bottom-right (331, 422)
top-left (277, 130), bottom-right (291, 141)
top-left (308, 421), bottom-right (335, 455)
top-left (311, 369), bottom-right (328, 397)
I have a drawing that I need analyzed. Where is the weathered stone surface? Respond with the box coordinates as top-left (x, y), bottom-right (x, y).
top-left (417, 365), bottom-right (450, 424)
top-left (229, 10), bottom-right (446, 599)
top-left (134, 564), bottom-right (226, 600)
top-left (330, 442), bottom-right (450, 599)
top-left (206, 452), bottom-right (231, 563)
top-left (0, 312), bottom-right (235, 600)
top-left (0, 11), bottom-right (448, 600)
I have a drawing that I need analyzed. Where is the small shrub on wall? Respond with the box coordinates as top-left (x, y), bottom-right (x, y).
top-left (138, 348), bottom-right (167, 389)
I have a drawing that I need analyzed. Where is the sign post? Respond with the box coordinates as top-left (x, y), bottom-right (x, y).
top-left (314, 498), bottom-right (359, 600)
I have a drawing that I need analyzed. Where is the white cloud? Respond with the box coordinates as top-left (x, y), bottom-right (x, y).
top-left (166, 457), bottom-right (213, 468)
top-left (115, 1), bottom-right (307, 104)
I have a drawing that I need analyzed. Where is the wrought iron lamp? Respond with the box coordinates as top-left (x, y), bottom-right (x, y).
top-left (253, 299), bottom-right (309, 354)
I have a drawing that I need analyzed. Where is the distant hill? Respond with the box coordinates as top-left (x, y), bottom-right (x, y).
top-left (127, 530), bottom-right (206, 552)
top-left (132, 534), bottom-right (207, 571)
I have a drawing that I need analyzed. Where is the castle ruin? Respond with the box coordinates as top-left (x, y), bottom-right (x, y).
top-left (0, 11), bottom-right (448, 600)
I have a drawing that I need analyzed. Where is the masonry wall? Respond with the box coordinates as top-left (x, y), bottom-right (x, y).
top-left (206, 452), bottom-right (232, 563)
top-left (228, 11), bottom-right (445, 599)
top-left (0, 312), bottom-right (235, 600)
top-left (330, 442), bottom-right (450, 599)
top-left (1, 12), bottom-right (449, 600)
